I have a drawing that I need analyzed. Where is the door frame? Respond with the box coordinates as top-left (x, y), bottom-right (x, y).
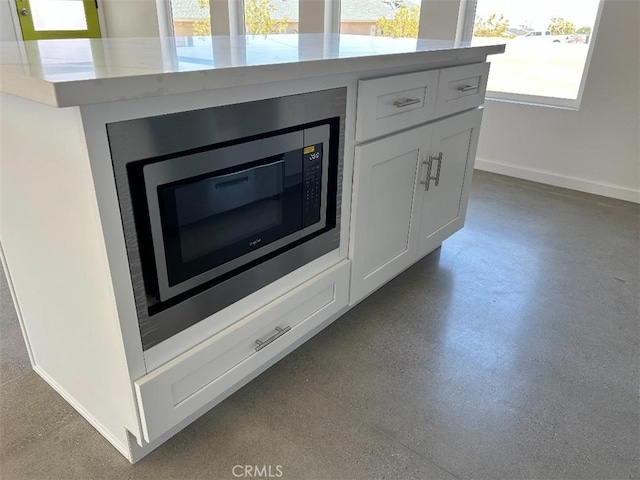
top-left (8, 0), bottom-right (107, 41)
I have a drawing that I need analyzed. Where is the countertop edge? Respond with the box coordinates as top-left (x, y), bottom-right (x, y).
top-left (0, 71), bottom-right (60, 107)
top-left (2, 43), bottom-right (506, 108)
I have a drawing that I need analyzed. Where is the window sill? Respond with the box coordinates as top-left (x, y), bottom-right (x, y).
top-left (485, 93), bottom-right (581, 111)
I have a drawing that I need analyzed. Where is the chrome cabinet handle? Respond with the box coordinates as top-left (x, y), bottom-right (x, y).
top-left (255, 326), bottom-right (291, 351)
top-left (393, 97), bottom-right (421, 108)
top-left (432, 152), bottom-right (442, 187)
top-left (457, 84), bottom-right (478, 92)
top-left (420, 156), bottom-right (433, 191)
top-left (421, 152), bottom-right (442, 191)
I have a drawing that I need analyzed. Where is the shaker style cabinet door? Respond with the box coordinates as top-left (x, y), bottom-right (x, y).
top-left (417, 108), bottom-right (484, 258)
top-left (349, 125), bottom-right (432, 304)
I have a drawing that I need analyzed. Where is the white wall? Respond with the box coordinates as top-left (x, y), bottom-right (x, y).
top-left (1, 0), bottom-right (18, 41)
top-left (476, 0), bottom-right (640, 203)
top-left (419, 0), bottom-right (461, 40)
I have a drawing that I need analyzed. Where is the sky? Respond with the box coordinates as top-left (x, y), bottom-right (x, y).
top-left (474, 0), bottom-right (601, 30)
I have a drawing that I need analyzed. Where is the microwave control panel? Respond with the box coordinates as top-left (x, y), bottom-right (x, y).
top-left (302, 143), bottom-right (322, 227)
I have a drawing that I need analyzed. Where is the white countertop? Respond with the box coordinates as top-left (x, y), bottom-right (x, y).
top-left (0, 34), bottom-right (505, 108)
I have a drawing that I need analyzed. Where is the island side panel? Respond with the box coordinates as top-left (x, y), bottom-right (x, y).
top-left (0, 93), bottom-right (143, 458)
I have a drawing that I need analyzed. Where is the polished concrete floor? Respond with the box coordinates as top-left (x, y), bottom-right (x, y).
top-left (1, 171), bottom-right (638, 479)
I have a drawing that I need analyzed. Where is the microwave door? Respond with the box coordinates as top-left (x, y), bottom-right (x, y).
top-left (174, 160), bottom-right (284, 224)
top-left (172, 160), bottom-right (285, 262)
top-left (143, 131), bottom-right (303, 301)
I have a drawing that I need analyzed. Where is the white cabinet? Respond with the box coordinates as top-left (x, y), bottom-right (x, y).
top-left (355, 70), bottom-right (439, 142)
top-left (417, 108), bottom-right (483, 258)
top-left (349, 126), bottom-right (430, 303)
top-left (350, 68), bottom-right (487, 304)
top-left (434, 63), bottom-right (489, 118)
top-left (0, 44), bottom-right (501, 462)
top-left (135, 261), bottom-right (350, 442)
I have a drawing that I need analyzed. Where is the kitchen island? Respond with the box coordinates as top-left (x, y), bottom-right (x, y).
top-left (0, 34), bottom-right (504, 462)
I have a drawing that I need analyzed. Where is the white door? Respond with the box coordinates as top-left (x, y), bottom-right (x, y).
top-left (349, 125), bottom-right (431, 304)
top-left (417, 108), bottom-right (483, 258)
top-left (14, 0), bottom-right (101, 40)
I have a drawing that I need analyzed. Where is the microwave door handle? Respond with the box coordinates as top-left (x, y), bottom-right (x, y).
top-left (215, 176), bottom-right (249, 189)
top-left (212, 159), bottom-right (285, 206)
top-left (213, 159), bottom-right (285, 187)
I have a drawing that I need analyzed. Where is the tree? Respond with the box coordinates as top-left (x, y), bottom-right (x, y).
top-left (548, 17), bottom-right (576, 35)
top-left (192, 0), bottom-right (288, 36)
top-left (193, 0), bottom-right (211, 36)
top-left (473, 14), bottom-right (509, 37)
top-left (576, 26), bottom-right (592, 34)
top-left (376, 5), bottom-right (420, 38)
top-left (244, 0), bottom-right (288, 35)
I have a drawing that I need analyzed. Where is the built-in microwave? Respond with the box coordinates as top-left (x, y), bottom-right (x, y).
top-left (107, 88), bottom-right (346, 350)
top-left (143, 123), bottom-right (332, 302)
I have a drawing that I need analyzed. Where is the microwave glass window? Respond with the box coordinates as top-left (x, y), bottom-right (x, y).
top-left (158, 149), bottom-right (308, 287)
top-left (170, 161), bottom-right (285, 262)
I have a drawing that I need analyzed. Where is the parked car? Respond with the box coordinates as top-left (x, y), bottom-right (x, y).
top-left (518, 30), bottom-right (572, 43)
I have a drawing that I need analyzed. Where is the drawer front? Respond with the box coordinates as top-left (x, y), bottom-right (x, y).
top-left (134, 261), bottom-right (350, 442)
top-left (434, 63), bottom-right (490, 118)
top-left (356, 70), bottom-right (439, 142)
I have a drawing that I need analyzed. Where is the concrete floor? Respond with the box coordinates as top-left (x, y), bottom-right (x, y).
top-left (1, 171), bottom-right (638, 479)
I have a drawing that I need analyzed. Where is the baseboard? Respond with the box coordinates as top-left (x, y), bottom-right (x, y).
top-left (32, 365), bottom-right (132, 461)
top-left (475, 158), bottom-right (640, 204)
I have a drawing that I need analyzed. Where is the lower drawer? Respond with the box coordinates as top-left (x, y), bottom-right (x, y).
top-left (134, 260), bottom-right (350, 442)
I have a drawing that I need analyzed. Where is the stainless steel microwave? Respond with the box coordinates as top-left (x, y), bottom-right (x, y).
top-left (107, 88), bottom-right (346, 350)
top-left (143, 124), bottom-right (331, 302)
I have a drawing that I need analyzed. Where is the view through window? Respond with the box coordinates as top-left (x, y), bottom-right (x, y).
top-left (471, 0), bottom-right (601, 102)
top-left (340, 0), bottom-right (421, 38)
top-left (167, 0), bottom-right (601, 105)
top-left (244, 0), bottom-right (298, 34)
top-left (170, 0), bottom-right (211, 36)
top-left (170, 0), bottom-right (298, 36)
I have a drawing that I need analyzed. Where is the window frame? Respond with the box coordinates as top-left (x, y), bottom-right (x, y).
top-left (163, 0), bottom-right (441, 37)
top-left (463, 0), bottom-right (606, 109)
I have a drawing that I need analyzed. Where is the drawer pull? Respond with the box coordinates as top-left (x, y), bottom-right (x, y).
top-left (255, 326), bottom-right (291, 351)
top-left (393, 97), bottom-right (421, 108)
top-left (457, 84), bottom-right (479, 92)
top-left (421, 152), bottom-right (443, 191)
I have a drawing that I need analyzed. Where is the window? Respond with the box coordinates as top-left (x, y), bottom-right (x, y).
top-left (469, 0), bottom-right (604, 107)
top-left (167, 0), bottom-right (434, 37)
top-left (163, 0), bottom-right (605, 110)
top-left (244, 0), bottom-right (298, 34)
top-left (170, 0), bottom-right (212, 36)
top-left (169, 0), bottom-right (299, 36)
top-left (340, 0), bottom-right (421, 38)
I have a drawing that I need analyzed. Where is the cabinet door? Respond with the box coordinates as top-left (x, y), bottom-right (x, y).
top-left (349, 125), bottom-right (431, 304)
top-left (417, 108), bottom-right (483, 258)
